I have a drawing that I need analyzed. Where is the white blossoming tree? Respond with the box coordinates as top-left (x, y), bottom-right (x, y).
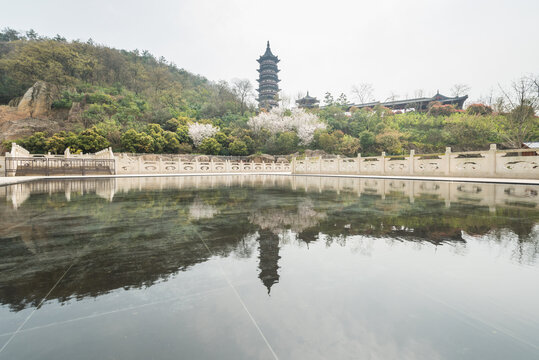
top-left (188, 122), bottom-right (219, 147)
top-left (247, 108), bottom-right (325, 145)
top-left (290, 109), bottom-right (326, 145)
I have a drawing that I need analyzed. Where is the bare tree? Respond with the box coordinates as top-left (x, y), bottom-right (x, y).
top-left (450, 84), bottom-right (470, 97)
top-left (531, 74), bottom-right (539, 98)
top-left (498, 75), bottom-right (538, 148)
top-left (385, 91), bottom-right (399, 102)
top-left (231, 79), bottom-right (253, 115)
top-left (280, 93), bottom-right (291, 109)
top-left (413, 89), bottom-right (424, 98)
top-left (478, 87), bottom-right (495, 106)
top-left (351, 83), bottom-right (374, 104)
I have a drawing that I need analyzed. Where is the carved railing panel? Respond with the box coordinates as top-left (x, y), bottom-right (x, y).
top-left (385, 158), bottom-right (408, 173)
top-left (414, 158), bottom-right (444, 174)
top-left (340, 158), bottom-right (358, 174)
top-left (360, 158), bottom-right (382, 173)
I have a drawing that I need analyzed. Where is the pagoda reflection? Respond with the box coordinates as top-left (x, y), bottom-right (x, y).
top-left (257, 230), bottom-right (281, 294)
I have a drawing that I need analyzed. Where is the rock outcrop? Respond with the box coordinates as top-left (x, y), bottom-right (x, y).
top-left (16, 81), bottom-right (61, 119)
top-left (0, 81), bottom-right (71, 141)
top-left (0, 118), bottom-right (62, 141)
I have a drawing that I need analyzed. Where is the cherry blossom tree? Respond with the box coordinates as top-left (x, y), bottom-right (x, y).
top-left (290, 109), bottom-right (326, 145)
top-left (247, 108), bottom-right (326, 145)
top-left (188, 122), bottom-right (219, 147)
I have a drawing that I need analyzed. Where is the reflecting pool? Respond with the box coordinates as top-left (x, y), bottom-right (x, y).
top-left (0, 175), bottom-right (538, 360)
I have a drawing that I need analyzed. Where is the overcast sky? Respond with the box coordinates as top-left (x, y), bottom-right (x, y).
top-left (2, 0), bottom-right (538, 104)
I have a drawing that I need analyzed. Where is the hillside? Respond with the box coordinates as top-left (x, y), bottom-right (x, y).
top-left (0, 29), bottom-right (250, 143)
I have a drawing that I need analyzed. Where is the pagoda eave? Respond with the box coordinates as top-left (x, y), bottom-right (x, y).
top-left (257, 57), bottom-right (280, 63)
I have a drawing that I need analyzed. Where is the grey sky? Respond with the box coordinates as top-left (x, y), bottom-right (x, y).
top-left (1, 0), bottom-right (538, 104)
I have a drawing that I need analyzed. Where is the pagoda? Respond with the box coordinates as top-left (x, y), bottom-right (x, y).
top-left (296, 91), bottom-right (320, 109)
top-left (256, 41), bottom-right (280, 109)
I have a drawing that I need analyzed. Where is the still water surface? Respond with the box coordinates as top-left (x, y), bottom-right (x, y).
top-left (0, 175), bottom-right (538, 360)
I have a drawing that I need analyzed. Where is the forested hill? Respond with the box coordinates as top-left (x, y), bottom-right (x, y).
top-left (0, 28), bottom-right (249, 125)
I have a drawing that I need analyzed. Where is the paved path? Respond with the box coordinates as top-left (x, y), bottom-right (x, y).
top-left (1, 173), bottom-right (538, 186)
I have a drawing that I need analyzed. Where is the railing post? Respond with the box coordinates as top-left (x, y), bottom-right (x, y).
top-left (292, 157), bottom-right (296, 173)
top-left (357, 153), bottom-right (361, 174)
top-left (336, 155), bottom-right (341, 174)
top-left (381, 152), bottom-right (386, 175)
top-left (409, 150), bottom-right (415, 175)
top-left (445, 147), bottom-right (451, 176)
top-left (489, 143), bottom-right (497, 177)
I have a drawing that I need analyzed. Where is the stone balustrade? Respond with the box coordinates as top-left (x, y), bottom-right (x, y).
top-left (293, 144), bottom-right (538, 179)
top-left (4, 144), bottom-right (115, 176)
top-left (115, 153), bottom-right (291, 175)
top-left (3, 143), bottom-right (538, 179)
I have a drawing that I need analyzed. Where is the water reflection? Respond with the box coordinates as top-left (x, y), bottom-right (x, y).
top-left (1, 176), bottom-right (539, 359)
top-left (0, 175), bottom-right (538, 311)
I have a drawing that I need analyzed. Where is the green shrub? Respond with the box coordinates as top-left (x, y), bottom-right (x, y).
top-left (86, 92), bottom-right (113, 105)
top-left (121, 129), bottom-right (153, 153)
top-left (229, 139), bottom-right (248, 155)
top-left (51, 97), bottom-right (72, 109)
top-left (198, 138), bottom-right (222, 155)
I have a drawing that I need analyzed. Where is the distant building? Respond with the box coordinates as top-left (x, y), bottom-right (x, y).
top-left (349, 91), bottom-right (468, 112)
top-left (522, 142), bottom-right (539, 156)
top-left (296, 91), bottom-right (320, 109)
top-left (256, 41), bottom-right (280, 109)
top-left (523, 142), bottom-right (539, 149)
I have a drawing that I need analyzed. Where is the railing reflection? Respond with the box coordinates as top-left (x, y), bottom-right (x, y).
top-left (2, 175), bottom-right (537, 211)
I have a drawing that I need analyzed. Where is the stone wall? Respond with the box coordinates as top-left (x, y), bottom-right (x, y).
top-left (293, 144), bottom-right (539, 179)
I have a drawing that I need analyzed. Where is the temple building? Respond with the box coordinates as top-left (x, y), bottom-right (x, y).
top-left (256, 41), bottom-right (280, 109)
top-left (296, 91), bottom-right (320, 109)
top-left (348, 91), bottom-right (468, 112)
